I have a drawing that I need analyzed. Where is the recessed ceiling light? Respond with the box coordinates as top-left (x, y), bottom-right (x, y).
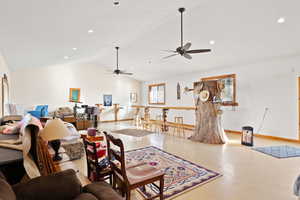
top-left (64, 56), bottom-right (69, 60)
top-left (277, 17), bottom-right (285, 24)
top-left (72, 47), bottom-right (77, 51)
top-left (209, 40), bottom-right (215, 45)
top-left (88, 29), bottom-right (94, 33)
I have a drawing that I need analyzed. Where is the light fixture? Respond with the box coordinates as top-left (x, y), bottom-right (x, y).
top-left (88, 29), bottom-right (94, 33)
top-left (209, 40), bottom-right (215, 45)
top-left (64, 56), bottom-right (69, 60)
top-left (277, 17), bottom-right (285, 24)
top-left (72, 47), bottom-right (77, 51)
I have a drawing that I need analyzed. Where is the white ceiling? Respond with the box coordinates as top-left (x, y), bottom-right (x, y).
top-left (0, 0), bottom-right (300, 81)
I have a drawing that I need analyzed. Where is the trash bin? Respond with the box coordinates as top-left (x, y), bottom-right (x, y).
top-left (241, 126), bottom-right (253, 146)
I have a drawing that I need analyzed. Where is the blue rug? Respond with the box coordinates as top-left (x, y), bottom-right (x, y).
top-left (253, 145), bottom-right (300, 158)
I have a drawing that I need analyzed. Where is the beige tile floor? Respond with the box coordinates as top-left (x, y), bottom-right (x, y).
top-left (74, 122), bottom-right (300, 200)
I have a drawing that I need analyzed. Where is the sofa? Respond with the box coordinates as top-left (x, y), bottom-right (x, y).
top-left (0, 169), bottom-right (122, 200)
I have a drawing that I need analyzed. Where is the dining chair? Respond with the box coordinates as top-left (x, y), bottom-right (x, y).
top-left (83, 137), bottom-right (112, 183)
top-left (104, 132), bottom-right (164, 200)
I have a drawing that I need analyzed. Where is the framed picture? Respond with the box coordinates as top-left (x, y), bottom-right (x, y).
top-left (69, 88), bottom-right (81, 102)
top-left (130, 92), bottom-right (137, 103)
top-left (148, 83), bottom-right (165, 105)
top-left (103, 95), bottom-right (112, 106)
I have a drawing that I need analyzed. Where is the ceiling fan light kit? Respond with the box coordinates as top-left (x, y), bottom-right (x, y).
top-left (163, 7), bottom-right (212, 60)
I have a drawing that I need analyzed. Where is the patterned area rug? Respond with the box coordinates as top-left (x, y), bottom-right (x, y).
top-left (253, 145), bottom-right (300, 158)
top-left (125, 146), bottom-right (221, 199)
top-left (112, 128), bottom-right (154, 137)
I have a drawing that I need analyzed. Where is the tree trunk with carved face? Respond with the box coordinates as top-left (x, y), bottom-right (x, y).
top-left (190, 80), bottom-right (226, 144)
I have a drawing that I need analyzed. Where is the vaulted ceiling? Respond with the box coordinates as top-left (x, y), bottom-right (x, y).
top-left (0, 0), bottom-right (300, 80)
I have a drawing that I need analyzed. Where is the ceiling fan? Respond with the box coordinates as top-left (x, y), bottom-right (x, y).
top-left (112, 46), bottom-right (133, 75)
top-left (163, 7), bottom-right (211, 60)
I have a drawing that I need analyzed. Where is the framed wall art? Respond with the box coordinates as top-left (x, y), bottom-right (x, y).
top-left (69, 88), bottom-right (81, 102)
top-left (130, 92), bottom-right (137, 103)
top-left (103, 94), bottom-right (112, 106)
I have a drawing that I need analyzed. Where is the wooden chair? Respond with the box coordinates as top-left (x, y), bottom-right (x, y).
top-left (104, 132), bottom-right (165, 200)
top-left (153, 114), bottom-right (164, 133)
top-left (83, 137), bottom-right (112, 183)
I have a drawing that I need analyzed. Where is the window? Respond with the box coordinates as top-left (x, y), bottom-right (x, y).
top-left (148, 83), bottom-right (165, 105)
top-left (201, 74), bottom-right (238, 106)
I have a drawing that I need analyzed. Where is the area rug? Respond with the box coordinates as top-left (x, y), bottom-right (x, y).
top-left (125, 146), bottom-right (221, 199)
top-left (112, 128), bottom-right (154, 137)
top-left (253, 145), bottom-right (300, 158)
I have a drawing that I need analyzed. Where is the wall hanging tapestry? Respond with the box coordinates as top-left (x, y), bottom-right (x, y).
top-left (177, 83), bottom-right (181, 100)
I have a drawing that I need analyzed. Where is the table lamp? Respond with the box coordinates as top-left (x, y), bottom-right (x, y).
top-left (40, 119), bottom-right (71, 161)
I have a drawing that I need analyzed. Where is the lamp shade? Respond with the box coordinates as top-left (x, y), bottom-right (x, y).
top-left (40, 119), bottom-right (71, 141)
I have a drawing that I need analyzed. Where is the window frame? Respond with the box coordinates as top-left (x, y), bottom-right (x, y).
top-left (201, 74), bottom-right (238, 106)
top-left (148, 83), bottom-right (166, 105)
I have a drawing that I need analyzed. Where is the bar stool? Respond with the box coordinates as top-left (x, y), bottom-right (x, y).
top-left (133, 115), bottom-right (142, 129)
top-left (154, 114), bottom-right (163, 133)
top-left (174, 117), bottom-right (184, 137)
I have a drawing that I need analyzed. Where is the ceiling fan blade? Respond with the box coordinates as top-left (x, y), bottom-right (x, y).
top-left (182, 42), bottom-right (192, 51)
top-left (120, 72), bottom-right (133, 75)
top-left (119, 70), bottom-right (133, 75)
top-left (162, 54), bottom-right (178, 59)
top-left (183, 53), bottom-right (192, 59)
top-left (162, 50), bottom-right (177, 53)
top-left (186, 49), bottom-right (211, 54)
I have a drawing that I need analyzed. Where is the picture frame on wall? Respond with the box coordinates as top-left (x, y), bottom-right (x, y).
top-left (69, 88), bottom-right (81, 102)
top-left (130, 92), bottom-right (137, 103)
top-left (103, 94), bottom-right (112, 106)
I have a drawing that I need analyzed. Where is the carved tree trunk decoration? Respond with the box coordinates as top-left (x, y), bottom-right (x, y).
top-left (190, 80), bottom-right (226, 144)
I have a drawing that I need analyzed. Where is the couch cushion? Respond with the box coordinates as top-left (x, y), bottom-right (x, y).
top-left (83, 182), bottom-right (122, 200)
top-left (0, 178), bottom-right (16, 200)
top-left (13, 169), bottom-right (81, 200)
top-left (73, 193), bottom-right (98, 200)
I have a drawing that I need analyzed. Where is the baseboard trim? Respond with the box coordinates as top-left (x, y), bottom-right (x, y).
top-left (100, 118), bottom-right (133, 123)
top-left (225, 129), bottom-right (300, 143)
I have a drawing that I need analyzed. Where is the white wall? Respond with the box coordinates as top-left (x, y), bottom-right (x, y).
top-left (142, 56), bottom-right (300, 140)
top-left (0, 53), bottom-right (11, 116)
top-left (11, 62), bottom-right (142, 121)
